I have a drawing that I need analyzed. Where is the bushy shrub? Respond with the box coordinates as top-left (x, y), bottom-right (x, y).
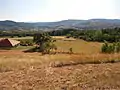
top-left (101, 41), bottom-right (120, 53)
top-left (116, 42), bottom-right (120, 53)
top-left (101, 42), bottom-right (109, 53)
top-left (19, 39), bottom-right (34, 46)
top-left (69, 48), bottom-right (73, 54)
top-left (66, 34), bottom-right (71, 38)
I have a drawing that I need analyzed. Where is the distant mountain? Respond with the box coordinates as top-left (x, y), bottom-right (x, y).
top-left (0, 19), bottom-right (120, 31)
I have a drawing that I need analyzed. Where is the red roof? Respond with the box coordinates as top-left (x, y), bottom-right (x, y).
top-left (0, 38), bottom-right (20, 47)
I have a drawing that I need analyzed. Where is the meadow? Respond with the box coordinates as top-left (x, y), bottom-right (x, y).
top-left (6, 36), bottom-right (120, 64)
top-left (11, 36), bottom-right (102, 54)
top-left (55, 39), bottom-right (102, 54)
top-left (0, 36), bottom-right (120, 89)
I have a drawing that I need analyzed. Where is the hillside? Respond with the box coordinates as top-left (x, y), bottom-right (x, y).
top-left (0, 50), bottom-right (120, 89)
top-left (0, 19), bottom-right (120, 30)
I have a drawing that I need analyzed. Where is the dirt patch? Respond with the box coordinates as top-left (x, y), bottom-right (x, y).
top-left (0, 63), bottom-right (120, 90)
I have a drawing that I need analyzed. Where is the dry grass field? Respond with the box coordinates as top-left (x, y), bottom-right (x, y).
top-left (10, 36), bottom-right (33, 40)
top-left (0, 36), bottom-right (120, 89)
top-left (55, 39), bottom-right (103, 54)
top-left (11, 36), bottom-right (103, 54)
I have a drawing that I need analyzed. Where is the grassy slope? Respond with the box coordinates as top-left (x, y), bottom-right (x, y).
top-left (0, 52), bottom-right (120, 89)
top-left (55, 39), bottom-right (103, 54)
top-left (7, 36), bottom-right (103, 54)
top-left (0, 36), bottom-right (120, 89)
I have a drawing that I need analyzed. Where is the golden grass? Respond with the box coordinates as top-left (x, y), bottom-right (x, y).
top-left (52, 36), bottom-right (66, 40)
top-left (0, 36), bottom-right (119, 67)
top-left (46, 53), bottom-right (120, 67)
top-left (1, 50), bottom-right (120, 69)
top-left (8, 36), bottom-right (103, 54)
top-left (55, 39), bottom-right (103, 54)
top-left (0, 37), bottom-right (120, 89)
top-left (11, 36), bottom-right (65, 40)
top-left (10, 36), bottom-right (33, 40)
top-left (0, 51), bottom-right (120, 89)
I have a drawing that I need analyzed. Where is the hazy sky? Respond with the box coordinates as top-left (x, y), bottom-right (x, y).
top-left (0, 0), bottom-right (120, 22)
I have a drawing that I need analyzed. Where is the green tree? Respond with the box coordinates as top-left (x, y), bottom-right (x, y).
top-left (33, 33), bottom-right (56, 54)
top-left (116, 42), bottom-right (120, 53)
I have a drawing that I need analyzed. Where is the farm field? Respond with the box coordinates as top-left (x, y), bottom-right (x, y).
top-left (0, 36), bottom-right (120, 89)
top-left (55, 39), bottom-right (103, 54)
top-left (10, 36), bottom-right (33, 40)
top-left (10, 36), bottom-right (103, 54)
top-left (0, 51), bottom-right (120, 89)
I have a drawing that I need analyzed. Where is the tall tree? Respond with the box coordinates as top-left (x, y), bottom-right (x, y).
top-left (33, 33), bottom-right (56, 54)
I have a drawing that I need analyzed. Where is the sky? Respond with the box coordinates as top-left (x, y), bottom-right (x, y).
top-left (0, 0), bottom-right (120, 22)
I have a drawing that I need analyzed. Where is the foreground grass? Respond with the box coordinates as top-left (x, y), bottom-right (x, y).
top-left (0, 36), bottom-right (120, 89)
top-left (53, 53), bottom-right (120, 67)
top-left (1, 50), bottom-right (120, 71)
top-left (0, 51), bottom-right (120, 71)
top-left (0, 51), bottom-right (120, 89)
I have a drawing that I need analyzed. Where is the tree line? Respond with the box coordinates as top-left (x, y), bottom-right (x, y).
top-left (1, 27), bottom-right (120, 43)
top-left (48, 27), bottom-right (120, 42)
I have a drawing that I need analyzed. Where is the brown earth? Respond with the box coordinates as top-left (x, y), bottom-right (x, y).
top-left (0, 50), bottom-right (120, 90)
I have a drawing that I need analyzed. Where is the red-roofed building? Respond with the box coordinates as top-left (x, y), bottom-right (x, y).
top-left (0, 38), bottom-right (20, 47)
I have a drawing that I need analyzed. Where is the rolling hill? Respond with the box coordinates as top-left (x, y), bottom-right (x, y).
top-left (0, 19), bottom-right (120, 31)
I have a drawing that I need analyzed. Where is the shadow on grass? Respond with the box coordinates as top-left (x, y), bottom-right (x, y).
top-left (0, 47), bottom-right (12, 50)
top-left (23, 47), bottom-right (40, 53)
top-left (51, 59), bottom-right (120, 68)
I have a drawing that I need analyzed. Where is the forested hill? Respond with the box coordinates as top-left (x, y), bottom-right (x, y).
top-left (0, 19), bottom-right (120, 30)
